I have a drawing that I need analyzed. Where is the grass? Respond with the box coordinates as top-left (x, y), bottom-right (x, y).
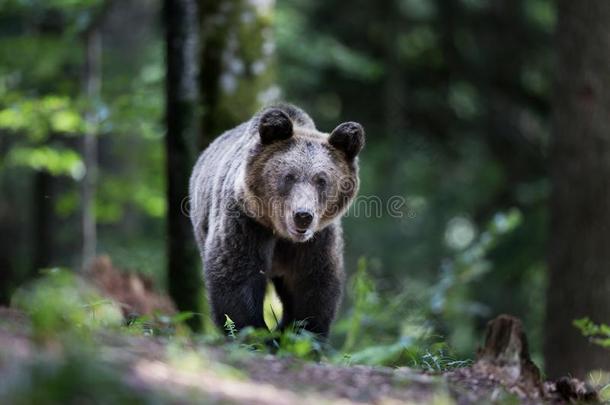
top-left (9, 263), bottom-right (473, 370)
top-left (0, 261), bottom-right (479, 404)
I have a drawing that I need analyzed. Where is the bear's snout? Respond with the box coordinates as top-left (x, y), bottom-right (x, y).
top-left (293, 209), bottom-right (314, 231)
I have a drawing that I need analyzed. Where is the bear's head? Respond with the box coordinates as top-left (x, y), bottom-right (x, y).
top-left (243, 107), bottom-right (365, 242)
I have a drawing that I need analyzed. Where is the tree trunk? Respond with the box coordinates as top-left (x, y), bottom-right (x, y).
top-left (382, 0), bottom-right (407, 140)
top-left (545, 0), bottom-right (610, 378)
top-left (164, 0), bottom-right (203, 330)
top-left (0, 170), bottom-right (17, 305)
top-left (81, 26), bottom-right (101, 271)
top-left (33, 170), bottom-right (54, 272)
top-left (198, 0), bottom-right (225, 151)
top-left (199, 0), bottom-right (276, 150)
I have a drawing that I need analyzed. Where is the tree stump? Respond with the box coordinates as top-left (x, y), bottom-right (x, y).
top-left (449, 315), bottom-right (600, 403)
top-left (474, 315), bottom-right (544, 397)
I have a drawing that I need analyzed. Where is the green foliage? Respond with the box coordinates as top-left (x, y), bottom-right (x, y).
top-left (276, 5), bottom-right (383, 83)
top-left (574, 318), bottom-right (610, 349)
top-left (219, 317), bottom-right (325, 362)
top-left (0, 0), bottom-right (170, 293)
top-left (524, 0), bottom-right (557, 31)
top-left (345, 340), bottom-right (471, 372)
top-left (342, 257), bottom-right (376, 352)
top-left (334, 209), bottom-right (523, 367)
top-left (588, 370), bottom-right (610, 402)
top-left (7, 146), bottom-right (84, 178)
top-left (263, 283), bottom-right (283, 330)
top-left (1, 275), bottom-right (188, 404)
top-left (124, 311), bottom-right (195, 339)
top-left (335, 256), bottom-right (473, 371)
top-left (0, 94), bottom-right (86, 177)
top-left (0, 95), bottom-right (84, 139)
top-left (431, 209), bottom-right (523, 354)
top-left (224, 315), bottom-right (238, 340)
top-left (96, 174), bottom-right (166, 222)
top-left (201, 0), bottom-right (278, 136)
top-left (274, 326), bottom-right (324, 360)
top-left (11, 268), bottom-right (122, 340)
top-left (0, 0), bottom-right (560, 382)
top-left (276, 0), bottom-right (553, 363)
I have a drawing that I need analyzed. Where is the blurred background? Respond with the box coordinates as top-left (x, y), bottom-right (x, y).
top-left (0, 0), bottom-right (608, 379)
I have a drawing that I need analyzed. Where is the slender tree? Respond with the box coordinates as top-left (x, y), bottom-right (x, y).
top-left (199, 0), bottom-right (275, 150)
top-left (81, 0), bottom-right (116, 270)
top-left (81, 23), bottom-right (101, 271)
top-left (33, 170), bottom-right (54, 271)
top-left (0, 165), bottom-right (17, 305)
top-left (545, 0), bottom-right (610, 378)
top-left (198, 0), bottom-right (225, 151)
top-left (381, 0), bottom-right (406, 139)
top-left (164, 0), bottom-right (203, 330)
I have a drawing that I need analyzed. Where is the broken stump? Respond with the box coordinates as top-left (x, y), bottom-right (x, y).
top-left (474, 314), bottom-right (544, 397)
top-left (449, 314), bottom-right (600, 403)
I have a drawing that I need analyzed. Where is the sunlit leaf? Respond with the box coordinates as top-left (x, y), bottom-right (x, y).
top-left (7, 146), bottom-right (85, 179)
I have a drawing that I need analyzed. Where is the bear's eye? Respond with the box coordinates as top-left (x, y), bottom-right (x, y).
top-left (283, 173), bottom-right (296, 184)
top-left (279, 173), bottom-right (297, 194)
top-left (315, 176), bottom-right (328, 189)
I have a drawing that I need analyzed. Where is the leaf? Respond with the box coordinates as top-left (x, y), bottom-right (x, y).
top-left (7, 146), bottom-right (85, 179)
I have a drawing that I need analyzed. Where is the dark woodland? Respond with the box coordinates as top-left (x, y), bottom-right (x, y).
top-left (0, 0), bottom-right (608, 403)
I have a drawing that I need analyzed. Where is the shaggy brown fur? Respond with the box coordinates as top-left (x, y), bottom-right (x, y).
top-left (189, 104), bottom-right (364, 337)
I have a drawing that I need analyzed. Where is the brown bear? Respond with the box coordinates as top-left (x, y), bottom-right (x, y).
top-left (189, 104), bottom-right (364, 338)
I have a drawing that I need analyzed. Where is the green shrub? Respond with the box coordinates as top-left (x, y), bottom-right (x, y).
top-left (11, 268), bottom-right (122, 340)
top-left (574, 318), bottom-right (610, 349)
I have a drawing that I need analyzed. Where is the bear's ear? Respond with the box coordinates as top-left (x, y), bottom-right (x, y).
top-left (329, 122), bottom-right (365, 161)
top-left (258, 109), bottom-right (293, 145)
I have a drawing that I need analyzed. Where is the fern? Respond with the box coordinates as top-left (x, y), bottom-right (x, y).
top-left (224, 315), bottom-right (238, 340)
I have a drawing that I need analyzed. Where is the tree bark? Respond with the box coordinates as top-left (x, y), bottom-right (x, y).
top-left (81, 26), bottom-right (101, 271)
top-left (0, 171), bottom-right (17, 305)
top-left (164, 0), bottom-right (203, 330)
top-left (33, 170), bottom-right (54, 272)
top-left (199, 0), bottom-right (276, 151)
top-left (382, 0), bottom-right (407, 140)
top-left (198, 0), bottom-right (225, 151)
top-left (545, 0), bottom-right (610, 378)
top-left (80, 0), bottom-right (116, 271)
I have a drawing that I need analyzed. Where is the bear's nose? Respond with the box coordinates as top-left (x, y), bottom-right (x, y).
top-left (293, 210), bottom-right (313, 230)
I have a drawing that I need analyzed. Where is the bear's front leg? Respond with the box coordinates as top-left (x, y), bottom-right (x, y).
top-left (290, 269), bottom-right (343, 338)
top-left (274, 226), bottom-right (345, 338)
top-left (204, 214), bottom-right (274, 333)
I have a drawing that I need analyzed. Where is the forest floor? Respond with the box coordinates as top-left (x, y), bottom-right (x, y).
top-left (0, 260), bottom-right (603, 404)
top-left (0, 306), bottom-right (601, 405)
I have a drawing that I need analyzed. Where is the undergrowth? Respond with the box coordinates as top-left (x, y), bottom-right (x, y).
top-left (6, 264), bottom-right (472, 373)
top-left (0, 258), bottom-right (477, 405)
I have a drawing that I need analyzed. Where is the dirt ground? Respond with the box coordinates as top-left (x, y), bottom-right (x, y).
top-left (0, 308), bottom-right (601, 404)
